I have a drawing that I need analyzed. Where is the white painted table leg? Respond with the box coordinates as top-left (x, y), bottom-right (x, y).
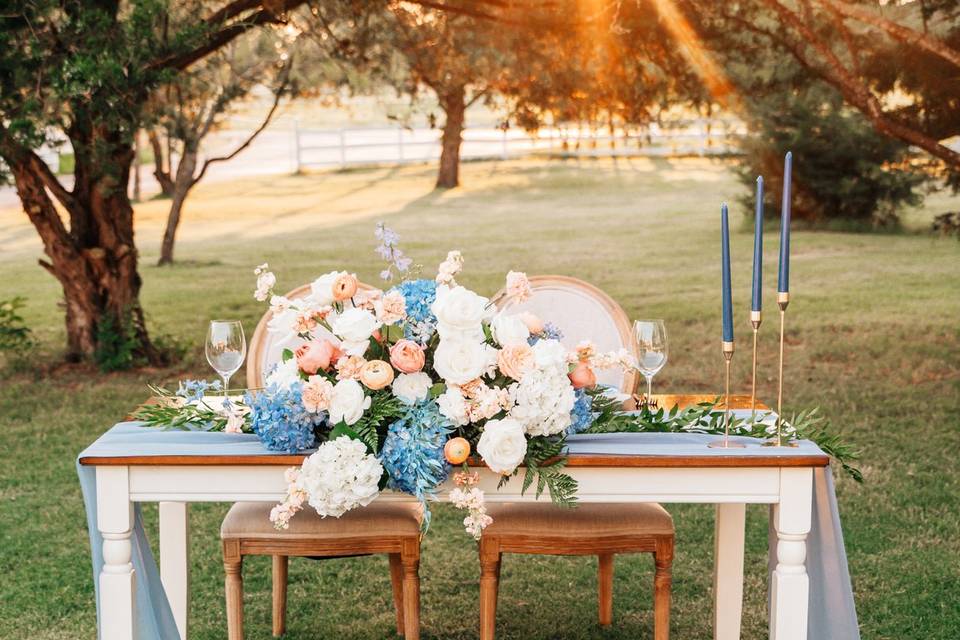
top-left (160, 501), bottom-right (189, 640)
top-left (97, 466), bottom-right (135, 640)
top-left (770, 468), bottom-right (812, 640)
top-left (713, 503), bottom-right (746, 640)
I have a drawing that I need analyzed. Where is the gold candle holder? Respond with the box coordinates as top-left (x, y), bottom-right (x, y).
top-left (709, 341), bottom-right (746, 449)
top-left (765, 291), bottom-right (797, 447)
top-left (750, 310), bottom-right (762, 414)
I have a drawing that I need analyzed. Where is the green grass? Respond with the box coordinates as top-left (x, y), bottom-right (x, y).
top-left (0, 157), bottom-right (958, 639)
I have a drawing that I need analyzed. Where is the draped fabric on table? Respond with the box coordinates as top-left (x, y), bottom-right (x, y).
top-left (77, 413), bottom-right (860, 640)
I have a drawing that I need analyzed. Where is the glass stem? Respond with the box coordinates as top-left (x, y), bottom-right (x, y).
top-left (222, 373), bottom-right (232, 409)
top-left (646, 375), bottom-right (653, 408)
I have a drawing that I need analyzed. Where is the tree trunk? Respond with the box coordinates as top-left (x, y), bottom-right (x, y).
top-left (4, 141), bottom-right (162, 365)
top-left (148, 129), bottom-right (176, 197)
top-left (436, 86), bottom-right (466, 189)
top-left (158, 148), bottom-right (198, 266)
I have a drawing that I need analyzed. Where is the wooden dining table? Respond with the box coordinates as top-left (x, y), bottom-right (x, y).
top-left (79, 396), bottom-right (828, 640)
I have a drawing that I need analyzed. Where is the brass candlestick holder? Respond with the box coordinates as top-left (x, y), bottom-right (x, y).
top-left (708, 341), bottom-right (745, 449)
top-left (750, 310), bottom-right (762, 414)
top-left (765, 291), bottom-right (797, 447)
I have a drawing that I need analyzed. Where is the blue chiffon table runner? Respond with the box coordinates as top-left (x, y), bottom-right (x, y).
top-left (78, 414), bottom-right (859, 640)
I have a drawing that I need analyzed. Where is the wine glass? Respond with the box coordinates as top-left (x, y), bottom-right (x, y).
top-left (633, 320), bottom-right (668, 409)
top-left (206, 320), bottom-right (246, 406)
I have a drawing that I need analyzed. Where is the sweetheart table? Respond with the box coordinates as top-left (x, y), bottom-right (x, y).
top-left (78, 409), bottom-right (859, 640)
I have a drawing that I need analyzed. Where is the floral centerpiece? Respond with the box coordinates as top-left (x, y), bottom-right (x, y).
top-left (138, 224), bottom-right (862, 538)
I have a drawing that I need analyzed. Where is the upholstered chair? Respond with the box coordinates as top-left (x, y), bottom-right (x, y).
top-left (221, 283), bottom-right (422, 640)
top-left (483, 275), bottom-right (675, 640)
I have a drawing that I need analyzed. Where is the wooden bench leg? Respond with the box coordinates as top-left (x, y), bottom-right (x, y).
top-left (479, 538), bottom-right (501, 640)
top-left (598, 553), bottom-right (614, 626)
top-left (389, 553), bottom-right (405, 636)
top-left (272, 555), bottom-right (288, 637)
top-left (654, 538), bottom-right (674, 640)
top-left (223, 540), bottom-right (244, 640)
top-left (401, 539), bottom-right (421, 640)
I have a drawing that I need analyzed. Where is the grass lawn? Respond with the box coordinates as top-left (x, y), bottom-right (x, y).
top-left (0, 157), bottom-right (957, 639)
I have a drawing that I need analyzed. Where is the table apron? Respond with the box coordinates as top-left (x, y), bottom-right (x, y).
top-left (126, 465), bottom-right (782, 504)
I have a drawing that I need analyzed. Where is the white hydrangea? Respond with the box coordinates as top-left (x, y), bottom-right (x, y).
top-left (265, 358), bottom-right (300, 391)
top-left (508, 364), bottom-right (576, 437)
top-left (437, 387), bottom-right (470, 426)
top-left (298, 436), bottom-right (383, 518)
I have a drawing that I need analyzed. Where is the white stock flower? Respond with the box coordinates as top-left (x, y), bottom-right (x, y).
top-left (328, 307), bottom-right (380, 356)
top-left (265, 358), bottom-right (301, 390)
top-left (392, 372), bottom-right (433, 405)
top-left (490, 312), bottom-right (530, 347)
top-left (328, 379), bottom-right (371, 425)
top-left (433, 338), bottom-right (496, 385)
top-left (436, 250), bottom-right (464, 285)
top-left (299, 436), bottom-right (383, 518)
top-left (431, 285), bottom-right (491, 340)
top-left (477, 418), bottom-right (528, 475)
top-left (309, 270), bottom-right (348, 307)
top-left (437, 387), bottom-right (470, 426)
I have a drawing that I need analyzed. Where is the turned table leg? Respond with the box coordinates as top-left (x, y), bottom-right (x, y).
top-left (97, 466), bottom-right (135, 640)
top-left (713, 503), bottom-right (746, 640)
top-left (770, 468), bottom-right (812, 640)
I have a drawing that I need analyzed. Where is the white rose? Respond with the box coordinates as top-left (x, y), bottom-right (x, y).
top-left (437, 387), bottom-right (470, 426)
top-left (393, 372), bottom-right (433, 405)
top-left (431, 285), bottom-right (491, 340)
top-left (309, 270), bottom-right (347, 307)
top-left (477, 418), bottom-right (528, 475)
top-left (532, 339), bottom-right (569, 373)
top-left (328, 307), bottom-right (381, 356)
top-left (265, 358), bottom-right (301, 390)
top-left (266, 308), bottom-right (298, 346)
top-left (490, 312), bottom-right (530, 347)
top-left (328, 379), bottom-right (371, 425)
top-left (433, 338), bottom-right (495, 385)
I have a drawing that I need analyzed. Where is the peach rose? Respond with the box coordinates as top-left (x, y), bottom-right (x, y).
top-left (568, 362), bottom-right (597, 389)
top-left (497, 343), bottom-right (534, 380)
top-left (360, 359), bottom-right (395, 390)
top-left (295, 340), bottom-right (342, 375)
top-left (519, 312), bottom-right (544, 335)
top-left (389, 339), bottom-right (426, 373)
top-left (375, 290), bottom-right (407, 324)
top-left (332, 273), bottom-right (359, 302)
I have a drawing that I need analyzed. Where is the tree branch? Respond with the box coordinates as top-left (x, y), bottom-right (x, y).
top-left (145, 1), bottom-right (303, 72)
top-left (762, 0), bottom-right (960, 169)
top-left (817, 0), bottom-right (960, 68)
top-left (191, 69), bottom-right (289, 185)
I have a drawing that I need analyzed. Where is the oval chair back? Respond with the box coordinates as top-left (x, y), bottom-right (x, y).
top-left (246, 282), bottom-right (375, 388)
top-left (492, 275), bottom-right (638, 394)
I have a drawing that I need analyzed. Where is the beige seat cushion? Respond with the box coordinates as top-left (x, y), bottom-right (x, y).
top-left (484, 503), bottom-right (674, 537)
top-left (221, 501), bottom-right (422, 540)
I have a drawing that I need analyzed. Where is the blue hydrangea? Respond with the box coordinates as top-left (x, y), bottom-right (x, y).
top-left (391, 279), bottom-right (438, 344)
top-left (246, 383), bottom-right (326, 453)
top-left (528, 322), bottom-right (564, 345)
top-left (567, 388), bottom-right (595, 435)
top-left (176, 379), bottom-right (222, 402)
top-left (380, 401), bottom-right (452, 528)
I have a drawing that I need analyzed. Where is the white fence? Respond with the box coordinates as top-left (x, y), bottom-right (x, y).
top-left (291, 119), bottom-right (746, 172)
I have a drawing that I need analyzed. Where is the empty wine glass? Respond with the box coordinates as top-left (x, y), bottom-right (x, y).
top-left (206, 320), bottom-right (246, 406)
top-left (633, 319), bottom-right (668, 409)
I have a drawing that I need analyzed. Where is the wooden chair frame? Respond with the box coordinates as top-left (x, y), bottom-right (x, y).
top-left (479, 530), bottom-right (674, 640)
top-left (485, 275), bottom-right (670, 639)
top-left (223, 532), bottom-right (421, 639)
top-left (491, 274), bottom-right (640, 394)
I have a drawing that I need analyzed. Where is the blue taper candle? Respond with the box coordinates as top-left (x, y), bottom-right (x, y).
top-left (721, 202), bottom-right (734, 343)
top-left (778, 151), bottom-right (792, 293)
top-left (752, 176), bottom-right (764, 312)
